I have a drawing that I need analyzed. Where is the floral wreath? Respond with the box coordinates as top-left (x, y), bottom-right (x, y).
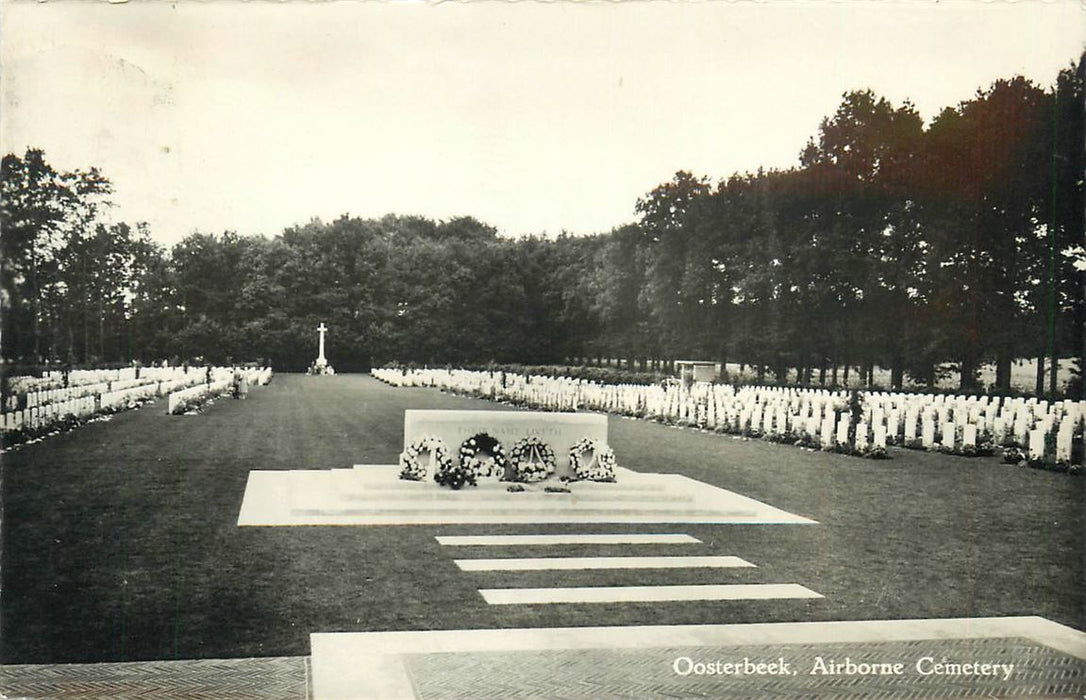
top-left (508, 436), bottom-right (557, 483)
top-left (398, 435), bottom-right (452, 481)
top-left (459, 432), bottom-right (508, 478)
top-left (568, 438), bottom-right (617, 482)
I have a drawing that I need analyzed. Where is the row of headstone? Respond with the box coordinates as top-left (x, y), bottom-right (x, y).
top-left (3, 367), bottom-right (273, 436)
top-left (99, 382), bottom-right (163, 411)
top-left (374, 368), bottom-right (1085, 463)
top-left (6, 367), bottom-right (141, 396)
top-left (2, 378), bottom-right (201, 434)
top-left (20, 372), bottom-right (209, 411)
top-left (7, 364), bottom-right (239, 405)
top-left (16, 366), bottom-right (219, 410)
top-left (2, 396), bottom-right (98, 433)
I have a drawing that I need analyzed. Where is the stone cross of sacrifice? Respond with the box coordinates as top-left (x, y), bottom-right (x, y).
top-left (317, 323), bottom-right (328, 364)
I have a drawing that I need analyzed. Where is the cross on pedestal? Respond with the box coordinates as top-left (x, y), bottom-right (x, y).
top-left (317, 323), bottom-right (328, 364)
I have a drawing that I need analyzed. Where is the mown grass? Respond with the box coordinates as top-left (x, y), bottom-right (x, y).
top-left (1, 374), bottom-right (1081, 664)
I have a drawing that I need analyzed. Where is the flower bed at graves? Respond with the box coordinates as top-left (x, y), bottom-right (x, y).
top-left (167, 380), bottom-right (231, 415)
top-left (167, 367), bottom-right (270, 414)
top-left (374, 367), bottom-right (1085, 473)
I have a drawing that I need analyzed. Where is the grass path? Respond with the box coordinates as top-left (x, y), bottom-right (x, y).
top-left (2, 374), bottom-right (1081, 664)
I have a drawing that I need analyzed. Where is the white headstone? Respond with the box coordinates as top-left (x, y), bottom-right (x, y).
top-left (941, 422), bottom-right (956, 450)
top-left (921, 418), bottom-right (936, 448)
top-left (816, 414), bottom-right (834, 447)
top-left (1015, 418), bottom-right (1030, 444)
top-left (873, 423), bottom-right (887, 448)
top-left (855, 422), bottom-right (869, 450)
top-left (1028, 428), bottom-right (1046, 460)
top-left (1055, 427), bottom-right (1072, 462)
top-left (962, 424), bottom-right (977, 448)
top-left (904, 412), bottom-right (917, 441)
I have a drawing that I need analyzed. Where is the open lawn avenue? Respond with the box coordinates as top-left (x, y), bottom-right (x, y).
top-left (1, 373), bottom-right (1084, 698)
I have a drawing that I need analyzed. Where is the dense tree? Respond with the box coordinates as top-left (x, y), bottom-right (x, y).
top-left (3, 60), bottom-right (1081, 396)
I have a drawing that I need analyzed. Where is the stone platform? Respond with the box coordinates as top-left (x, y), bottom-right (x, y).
top-left (236, 466), bottom-right (817, 526)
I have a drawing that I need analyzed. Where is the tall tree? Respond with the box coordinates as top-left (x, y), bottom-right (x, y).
top-left (1, 149), bottom-right (112, 363)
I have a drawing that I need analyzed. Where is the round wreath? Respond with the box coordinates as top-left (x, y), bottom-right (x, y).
top-left (568, 438), bottom-right (617, 482)
top-left (459, 433), bottom-right (508, 478)
top-left (398, 435), bottom-right (452, 481)
top-left (508, 436), bottom-right (557, 483)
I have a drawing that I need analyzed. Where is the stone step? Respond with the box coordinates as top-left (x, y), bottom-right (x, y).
top-left (477, 583), bottom-right (824, 605)
top-left (435, 534), bottom-right (703, 546)
top-left (454, 555), bottom-right (755, 571)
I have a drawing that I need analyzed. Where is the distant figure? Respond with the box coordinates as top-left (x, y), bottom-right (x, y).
top-left (238, 372), bottom-right (250, 399)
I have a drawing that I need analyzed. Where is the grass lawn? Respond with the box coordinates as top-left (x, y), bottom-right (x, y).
top-left (1, 374), bottom-right (1082, 664)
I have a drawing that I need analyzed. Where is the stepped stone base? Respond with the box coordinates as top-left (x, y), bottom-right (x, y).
top-left (236, 466), bottom-right (818, 526)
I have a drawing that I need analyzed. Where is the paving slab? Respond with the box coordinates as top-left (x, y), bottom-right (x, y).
top-left (311, 617), bottom-right (1086, 699)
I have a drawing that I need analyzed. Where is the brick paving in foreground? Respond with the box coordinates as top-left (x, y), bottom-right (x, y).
top-left (0, 656), bottom-right (308, 700)
top-left (402, 637), bottom-right (1085, 700)
top-left (2, 635), bottom-right (1083, 698)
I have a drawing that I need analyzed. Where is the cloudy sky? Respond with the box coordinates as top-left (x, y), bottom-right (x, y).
top-left (2, 2), bottom-right (1083, 247)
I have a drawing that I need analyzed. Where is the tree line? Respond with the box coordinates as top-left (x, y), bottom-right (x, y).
top-left (2, 62), bottom-right (1083, 396)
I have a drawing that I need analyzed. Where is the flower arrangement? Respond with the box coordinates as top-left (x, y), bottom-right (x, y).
top-left (459, 433), bottom-right (507, 479)
top-left (434, 461), bottom-right (477, 490)
top-left (398, 435), bottom-right (452, 481)
top-left (863, 445), bottom-right (890, 460)
top-left (569, 437), bottom-right (617, 482)
top-left (508, 436), bottom-right (556, 482)
top-left (1002, 446), bottom-right (1026, 465)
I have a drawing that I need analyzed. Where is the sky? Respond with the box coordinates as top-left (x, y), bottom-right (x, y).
top-left (2, 1), bottom-right (1083, 247)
